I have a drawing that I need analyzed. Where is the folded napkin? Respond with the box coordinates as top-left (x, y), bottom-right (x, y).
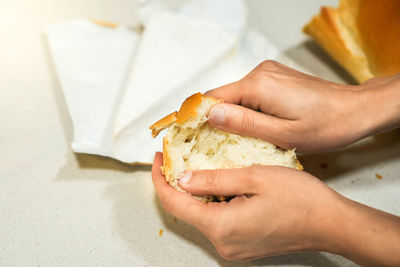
top-left (46, 0), bottom-right (302, 164)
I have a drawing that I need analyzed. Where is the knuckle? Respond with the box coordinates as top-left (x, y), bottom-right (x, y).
top-left (278, 121), bottom-right (297, 148)
top-left (237, 81), bottom-right (260, 108)
top-left (244, 63), bottom-right (279, 90)
top-left (250, 60), bottom-right (285, 83)
top-left (239, 110), bottom-right (256, 135)
top-left (248, 68), bottom-right (268, 84)
top-left (216, 245), bottom-right (236, 261)
top-left (239, 81), bottom-right (254, 98)
top-left (259, 59), bottom-right (280, 70)
top-left (246, 167), bottom-right (265, 187)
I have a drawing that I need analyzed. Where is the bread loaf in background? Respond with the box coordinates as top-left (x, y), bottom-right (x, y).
top-left (303, 0), bottom-right (400, 83)
top-left (150, 93), bottom-right (302, 201)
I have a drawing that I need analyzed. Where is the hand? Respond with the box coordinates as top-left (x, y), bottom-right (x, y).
top-left (205, 60), bottom-right (400, 153)
top-left (152, 153), bottom-right (400, 265)
top-left (152, 152), bottom-right (344, 261)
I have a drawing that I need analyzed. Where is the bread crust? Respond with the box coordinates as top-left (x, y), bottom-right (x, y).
top-left (303, 1), bottom-right (372, 83)
top-left (176, 92), bottom-right (204, 124)
top-left (303, 0), bottom-right (400, 83)
top-left (357, 0), bottom-right (400, 78)
top-left (149, 93), bottom-right (218, 137)
top-left (162, 137), bottom-right (173, 183)
top-left (150, 111), bottom-right (177, 138)
top-left (295, 159), bottom-right (303, 171)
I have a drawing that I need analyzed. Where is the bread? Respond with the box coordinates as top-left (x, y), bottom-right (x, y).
top-left (303, 0), bottom-right (400, 83)
top-left (150, 93), bottom-right (302, 201)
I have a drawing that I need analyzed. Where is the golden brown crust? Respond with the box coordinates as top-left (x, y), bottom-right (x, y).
top-left (162, 137), bottom-right (173, 183)
top-left (303, 3), bottom-right (372, 83)
top-left (357, 0), bottom-right (400, 78)
top-left (295, 160), bottom-right (304, 171)
top-left (303, 0), bottom-right (400, 83)
top-left (149, 111), bottom-right (177, 138)
top-left (176, 92), bottom-right (203, 125)
top-left (149, 93), bottom-right (219, 138)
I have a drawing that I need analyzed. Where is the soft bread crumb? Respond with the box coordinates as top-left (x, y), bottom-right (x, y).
top-left (166, 123), bottom-right (298, 181)
top-left (160, 93), bottom-right (301, 201)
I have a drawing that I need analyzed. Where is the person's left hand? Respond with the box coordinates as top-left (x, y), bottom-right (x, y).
top-left (151, 152), bottom-right (345, 261)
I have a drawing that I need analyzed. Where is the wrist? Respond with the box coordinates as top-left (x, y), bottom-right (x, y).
top-left (357, 75), bottom-right (400, 138)
top-left (306, 190), bottom-right (350, 254)
top-left (315, 194), bottom-right (400, 266)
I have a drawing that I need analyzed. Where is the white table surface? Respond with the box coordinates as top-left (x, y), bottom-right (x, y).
top-left (1, 0), bottom-right (399, 266)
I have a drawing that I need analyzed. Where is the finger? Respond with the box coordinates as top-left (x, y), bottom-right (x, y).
top-left (205, 62), bottom-right (301, 120)
top-left (204, 81), bottom-right (243, 104)
top-left (207, 103), bottom-right (294, 149)
top-left (205, 80), bottom-right (267, 112)
top-left (178, 167), bottom-right (261, 197)
top-left (151, 152), bottom-right (214, 227)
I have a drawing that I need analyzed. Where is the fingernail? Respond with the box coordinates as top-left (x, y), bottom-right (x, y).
top-left (209, 106), bottom-right (225, 126)
top-left (178, 171), bottom-right (192, 185)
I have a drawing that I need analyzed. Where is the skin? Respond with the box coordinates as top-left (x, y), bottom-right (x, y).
top-left (152, 61), bottom-right (400, 266)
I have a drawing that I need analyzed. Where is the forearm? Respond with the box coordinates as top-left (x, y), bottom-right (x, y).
top-left (322, 196), bottom-right (400, 266)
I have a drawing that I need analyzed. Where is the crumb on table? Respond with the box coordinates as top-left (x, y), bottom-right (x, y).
top-left (158, 229), bottom-right (163, 237)
top-left (375, 173), bottom-right (383, 180)
top-left (172, 217), bottom-right (177, 223)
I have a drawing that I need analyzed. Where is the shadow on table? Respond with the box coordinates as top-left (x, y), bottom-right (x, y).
top-left (282, 40), bottom-right (358, 85)
top-left (299, 130), bottom-right (400, 182)
top-left (251, 252), bottom-right (345, 267)
top-left (55, 152), bottom-right (150, 181)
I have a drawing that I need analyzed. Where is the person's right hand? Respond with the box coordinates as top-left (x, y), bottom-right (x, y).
top-left (152, 152), bottom-right (400, 266)
top-left (205, 60), bottom-right (400, 153)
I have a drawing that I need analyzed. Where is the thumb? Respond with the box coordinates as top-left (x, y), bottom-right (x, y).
top-left (178, 168), bottom-right (260, 197)
top-left (208, 103), bottom-right (292, 149)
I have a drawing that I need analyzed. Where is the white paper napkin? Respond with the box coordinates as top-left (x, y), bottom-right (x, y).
top-left (46, 20), bottom-right (139, 157)
top-left (114, 10), bottom-right (237, 136)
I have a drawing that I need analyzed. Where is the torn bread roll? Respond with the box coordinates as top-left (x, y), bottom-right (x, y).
top-left (303, 0), bottom-right (400, 83)
top-left (150, 93), bottom-right (302, 201)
